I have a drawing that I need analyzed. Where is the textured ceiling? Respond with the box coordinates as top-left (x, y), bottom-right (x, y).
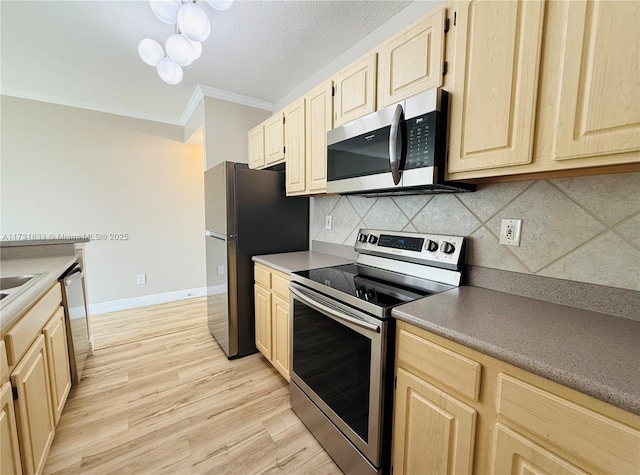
top-left (1, 0), bottom-right (412, 124)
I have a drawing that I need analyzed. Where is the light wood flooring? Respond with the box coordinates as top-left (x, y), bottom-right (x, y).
top-left (44, 297), bottom-right (342, 474)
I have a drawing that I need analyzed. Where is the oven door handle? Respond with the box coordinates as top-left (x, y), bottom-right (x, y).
top-left (389, 103), bottom-right (403, 185)
top-left (290, 285), bottom-right (381, 333)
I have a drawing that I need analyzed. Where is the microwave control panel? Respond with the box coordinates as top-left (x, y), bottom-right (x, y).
top-left (405, 111), bottom-right (437, 170)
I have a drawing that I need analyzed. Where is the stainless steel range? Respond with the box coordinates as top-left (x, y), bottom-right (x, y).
top-left (289, 229), bottom-right (466, 475)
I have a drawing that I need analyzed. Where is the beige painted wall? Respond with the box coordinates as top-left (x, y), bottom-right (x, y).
top-left (203, 97), bottom-right (270, 170)
top-left (0, 95), bottom-right (205, 305)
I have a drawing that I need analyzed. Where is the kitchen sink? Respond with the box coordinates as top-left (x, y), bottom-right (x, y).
top-left (0, 274), bottom-right (40, 291)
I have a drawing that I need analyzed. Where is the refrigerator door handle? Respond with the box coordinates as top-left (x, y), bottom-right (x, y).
top-left (206, 230), bottom-right (227, 240)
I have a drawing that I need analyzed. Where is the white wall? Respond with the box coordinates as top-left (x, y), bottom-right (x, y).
top-left (203, 97), bottom-right (271, 169)
top-left (0, 95), bottom-right (206, 305)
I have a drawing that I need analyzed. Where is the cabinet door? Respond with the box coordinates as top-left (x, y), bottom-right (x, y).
top-left (248, 124), bottom-right (265, 169)
top-left (334, 53), bottom-right (377, 127)
top-left (545, 1), bottom-right (640, 162)
top-left (305, 80), bottom-right (333, 194)
top-left (43, 307), bottom-right (72, 424)
top-left (271, 293), bottom-right (290, 382)
top-left (264, 112), bottom-right (285, 166)
top-left (284, 98), bottom-right (306, 195)
top-left (377, 8), bottom-right (445, 109)
top-left (447, 0), bottom-right (545, 173)
top-left (254, 284), bottom-right (272, 360)
top-left (392, 367), bottom-right (476, 475)
top-left (1, 381), bottom-right (22, 475)
top-left (11, 334), bottom-right (55, 475)
top-left (492, 424), bottom-right (587, 475)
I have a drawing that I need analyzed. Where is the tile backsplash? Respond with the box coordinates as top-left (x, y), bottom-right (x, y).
top-left (310, 172), bottom-right (640, 292)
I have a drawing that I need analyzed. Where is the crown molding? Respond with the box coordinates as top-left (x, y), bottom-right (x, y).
top-left (0, 88), bottom-right (183, 126)
top-left (180, 86), bottom-right (205, 126)
top-left (2, 84), bottom-right (274, 131)
top-left (198, 85), bottom-right (274, 112)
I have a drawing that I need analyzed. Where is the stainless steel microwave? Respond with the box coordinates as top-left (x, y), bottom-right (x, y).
top-left (326, 89), bottom-right (474, 196)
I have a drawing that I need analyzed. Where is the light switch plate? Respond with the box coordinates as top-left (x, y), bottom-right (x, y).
top-left (325, 215), bottom-right (332, 230)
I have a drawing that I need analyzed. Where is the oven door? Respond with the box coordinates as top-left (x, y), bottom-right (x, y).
top-left (289, 282), bottom-right (389, 467)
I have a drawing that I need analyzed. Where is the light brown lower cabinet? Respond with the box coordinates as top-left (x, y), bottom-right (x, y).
top-left (2, 281), bottom-right (74, 475)
top-left (11, 334), bottom-right (55, 475)
top-left (492, 423), bottom-right (587, 475)
top-left (254, 263), bottom-right (291, 381)
top-left (43, 307), bottom-right (72, 424)
top-left (392, 321), bottom-right (640, 475)
top-left (392, 367), bottom-right (476, 475)
top-left (1, 380), bottom-right (22, 475)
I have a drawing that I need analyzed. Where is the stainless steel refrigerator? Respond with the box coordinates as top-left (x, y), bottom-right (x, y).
top-left (205, 161), bottom-right (309, 358)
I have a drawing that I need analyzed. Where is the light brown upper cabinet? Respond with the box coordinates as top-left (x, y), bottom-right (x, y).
top-left (248, 123), bottom-right (265, 169)
top-left (286, 80), bottom-right (333, 196)
top-left (447, 0), bottom-right (545, 174)
top-left (264, 112), bottom-right (285, 167)
top-left (333, 54), bottom-right (377, 127)
top-left (284, 98), bottom-right (306, 195)
top-left (377, 8), bottom-right (446, 109)
top-left (305, 80), bottom-right (333, 194)
top-left (447, 0), bottom-right (640, 180)
top-left (535, 0), bottom-right (640, 164)
top-left (248, 112), bottom-right (285, 170)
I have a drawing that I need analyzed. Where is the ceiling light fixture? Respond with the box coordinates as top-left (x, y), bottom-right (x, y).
top-left (138, 0), bottom-right (233, 85)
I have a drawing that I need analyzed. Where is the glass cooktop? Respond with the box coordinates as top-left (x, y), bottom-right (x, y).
top-left (293, 263), bottom-right (448, 310)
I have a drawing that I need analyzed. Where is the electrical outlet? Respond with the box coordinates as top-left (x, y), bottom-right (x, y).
top-left (136, 273), bottom-right (146, 285)
top-left (325, 215), bottom-right (333, 230)
top-left (499, 219), bottom-right (522, 246)
top-left (217, 265), bottom-right (224, 275)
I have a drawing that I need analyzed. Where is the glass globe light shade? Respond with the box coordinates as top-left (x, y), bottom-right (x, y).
top-left (187, 38), bottom-right (202, 60)
top-left (157, 57), bottom-right (183, 84)
top-left (206, 0), bottom-right (234, 11)
top-left (166, 34), bottom-right (195, 66)
top-left (177, 3), bottom-right (211, 43)
top-left (149, 0), bottom-right (181, 24)
top-left (138, 38), bottom-right (165, 66)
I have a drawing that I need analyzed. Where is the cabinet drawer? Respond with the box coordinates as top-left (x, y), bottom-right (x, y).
top-left (497, 374), bottom-right (640, 474)
top-left (271, 271), bottom-right (290, 299)
top-left (4, 283), bottom-right (62, 366)
top-left (397, 328), bottom-right (481, 401)
top-left (254, 264), bottom-right (271, 288)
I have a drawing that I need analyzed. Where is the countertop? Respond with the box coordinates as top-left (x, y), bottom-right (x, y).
top-left (252, 251), bottom-right (353, 275)
top-left (392, 286), bottom-right (640, 415)
top-left (1, 237), bottom-right (89, 247)
top-left (0, 256), bottom-right (78, 332)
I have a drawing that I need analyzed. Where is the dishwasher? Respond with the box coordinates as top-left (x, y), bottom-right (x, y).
top-left (59, 263), bottom-right (89, 385)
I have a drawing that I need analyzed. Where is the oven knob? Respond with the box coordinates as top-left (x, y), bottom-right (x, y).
top-left (367, 235), bottom-right (378, 244)
top-left (358, 233), bottom-right (368, 243)
top-left (441, 241), bottom-right (456, 254)
top-left (425, 239), bottom-right (439, 252)
top-left (365, 290), bottom-right (375, 301)
top-left (356, 287), bottom-right (365, 299)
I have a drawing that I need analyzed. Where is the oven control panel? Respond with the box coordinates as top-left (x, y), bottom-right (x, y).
top-left (355, 229), bottom-right (465, 269)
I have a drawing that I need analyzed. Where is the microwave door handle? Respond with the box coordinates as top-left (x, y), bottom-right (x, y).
top-left (389, 104), bottom-right (403, 185)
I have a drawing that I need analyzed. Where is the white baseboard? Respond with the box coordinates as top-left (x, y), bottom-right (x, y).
top-left (89, 287), bottom-right (209, 315)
